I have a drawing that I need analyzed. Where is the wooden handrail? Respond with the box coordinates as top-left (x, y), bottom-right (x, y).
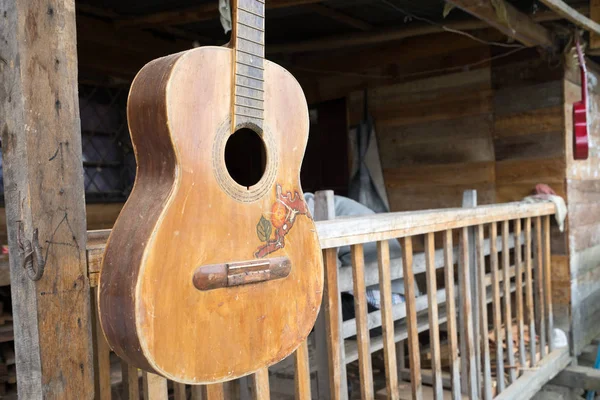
top-left (316, 201), bottom-right (555, 249)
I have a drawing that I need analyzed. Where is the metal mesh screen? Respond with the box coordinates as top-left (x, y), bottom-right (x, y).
top-left (79, 84), bottom-right (135, 203)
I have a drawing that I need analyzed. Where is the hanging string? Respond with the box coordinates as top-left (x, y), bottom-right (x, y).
top-left (288, 46), bottom-right (527, 80)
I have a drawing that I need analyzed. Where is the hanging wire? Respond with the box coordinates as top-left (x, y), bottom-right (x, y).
top-left (379, 0), bottom-right (526, 49)
top-left (289, 46), bottom-right (527, 80)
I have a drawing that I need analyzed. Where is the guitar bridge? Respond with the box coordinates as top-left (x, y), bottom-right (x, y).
top-left (192, 257), bottom-right (291, 291)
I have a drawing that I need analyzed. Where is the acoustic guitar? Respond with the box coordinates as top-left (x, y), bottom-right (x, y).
top-left (98, 0), bottom-right (324, 384)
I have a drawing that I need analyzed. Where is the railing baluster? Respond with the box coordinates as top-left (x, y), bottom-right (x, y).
top-left (121, 360), bottom-right (140, 399)
top-left (477, 225), bottom-right (493, 400)
top-left (524, 217), bottom-right (537, 367)
top-left (401, 236), bottom-right (423, 400)
top-left (490, 222), bottom-right (504, 392)
top-left (92, 287), bottom-right (111, 400)
top-left (444, 230), bottom-right (461, 400)
top-left (174, 383), bottom-right (187, 400)
top-left (502, 221), bottom-right (517, 384)
top-left (252, 368), bottom-right (270, 400)
top-left (535, 216), bottom-right (546, 358)
top-left (294, 341), bottom-right (311, 400)
top-left (544, 215), bottom-right (554, 352)
top-left (377, 240), bottom-right (400, 400)
top-left (323, 247), bottom-right (344, 400)
top-left (191, 385), bottom-right (205, 400)
top-left (460, 227), bottom-right (478, 400)
top-left (514, 219), bottom-right (527, 374)
top-left (351, 244), bottom-right (374, 398)
top-left (142, 372), bottom-right (168, 400)
top-left (425, 233), bottom-right (443, 399)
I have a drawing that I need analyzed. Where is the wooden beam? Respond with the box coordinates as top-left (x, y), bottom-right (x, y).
top-left (117, 0), bottom-right (324, 28)
top-left (539, 0), bottom-right (600, 37)
top-left (269, 7), bottom-right (569, 54)
top-left (494, 348), bottom-right (571, 400)
top-left (269, 19), bottom-right (488, 54)
top-left (0, 0), bottom-right (95, 398)
top-left (306, 4), bottom-right (372, 31)
top-left (592, 0), bottom-right (600, 49)
top-left (551, 365), bottom-right (600, 391)
top-left (446, 0), bottom-right (554, 48)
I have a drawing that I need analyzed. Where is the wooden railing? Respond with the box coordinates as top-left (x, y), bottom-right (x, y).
top-left (85, 192), bottom-right (563, 399)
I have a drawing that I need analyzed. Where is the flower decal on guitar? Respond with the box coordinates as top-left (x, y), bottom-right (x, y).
top-left (255, 184), bottom-right (311, 258)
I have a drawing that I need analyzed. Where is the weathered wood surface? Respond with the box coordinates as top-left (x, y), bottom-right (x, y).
top-left (552, 365), bottom-right (600, 391)
top-left (294, 341), bottom-right (311, 400)
top-left (424, 233), bottom-right (443, 399)
top-left (377, 240), bottom-right (400, 400)
top-left (538, 0), bottom-right (600, 35)
top-left (0, 0), bottom-right (95, 398)
top-left (322, 248), bottom-right (344, 400)
top-left (251, 369), bottom-right (270, 400)
top-left (447, 0), bottom-right (554, 48)
top-left (502, 221), bottom-right (517, 383)
top-left (444, 230), bottom-right (461, 399)
top-left (401, 236), bottom-right (423, 400)
top-left (142, 372), bottom-right (168, 400)
top-left (490, 222), bottom-right (504, 392)
top-left (495, 348), bottom-right (570, 400)
top-left (524, 218), bottom-right (537, 367)
top-left (350, 244), bottom-right (374, 398)
top-left (476, 225), bottom-right (493, 400)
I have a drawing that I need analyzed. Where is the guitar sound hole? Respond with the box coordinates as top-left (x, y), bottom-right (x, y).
top-left (225, 128), bottom-right (267, 189)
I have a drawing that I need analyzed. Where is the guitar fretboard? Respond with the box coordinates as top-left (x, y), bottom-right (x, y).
top-left (233, 0), bottom-right (265, 130)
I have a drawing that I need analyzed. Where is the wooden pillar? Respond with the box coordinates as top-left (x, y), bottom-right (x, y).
top-left (0, 1), bottom-right (95, 398)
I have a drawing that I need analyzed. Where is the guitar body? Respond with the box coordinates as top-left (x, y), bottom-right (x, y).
top-left (98, 46), bottom-right (323, 383)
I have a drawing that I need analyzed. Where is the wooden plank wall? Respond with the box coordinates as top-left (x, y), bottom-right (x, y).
top-left (347, 48), bottom-right (571, 329)
top-left (347, 57), bottom-right (497, 212)
top-left (565, 60), bottom-right (600, 354)
top-left (491, 50), bottom-right (570, 331)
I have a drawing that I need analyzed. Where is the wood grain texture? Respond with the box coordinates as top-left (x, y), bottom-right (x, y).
top-left (322, 247), bottom-right (344, 400)
top-left (489, 223), bottom-right (505, 392)
top-left (459, 227), bottom-right (477, 400)
top-left (252, 368), bottom-right (270, 400)
top-left (514, 219), bottom-right (527, 374)
top-left (377, 240), bottom-right (400, 400)
top-left (174, 383), bottom-right (187, 400)
top-left (535, 217), bottom-right (547, 358)
top-left (443, 230), bottom-right (461, 400)
top-left (543, 216), bottom-right (554, 352)
top-left (93, 288), bottom-right (111, 400)
top-left (98, 46), bottom-right (323, 383)
top-left (351, 244), bottom-right (374, 399)
top-left (294, 340), bottom-right (311, 400)
top-left (446, 0), bottom-right (554, 47)
top-left (122, 360), bottom-right (140, 400)
top-left (501, 221), bottom-right (517, 384)
top-left (524, 218), bottom-right (537, 367)
top-left (476, 225), bottom-right (493, 400)
top-left (424, 233), bottom-right (443, 399)
top-left (0, 0), bottom-right (95, 397)
top-left (400, 236), bottom-right (423, 400)
top-left (143, 372), bottom-right (168, 400)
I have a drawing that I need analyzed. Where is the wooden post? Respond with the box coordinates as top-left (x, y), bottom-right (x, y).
top-left (313, 190), bottom-right (348, 400)
top-left (0, 1), bottom-right (95, 398)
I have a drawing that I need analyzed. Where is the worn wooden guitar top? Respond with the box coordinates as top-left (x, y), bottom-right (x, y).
top-left (98, 0), bottom-right (324, 384)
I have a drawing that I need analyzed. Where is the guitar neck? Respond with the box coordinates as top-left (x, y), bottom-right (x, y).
top-left (232, 0), bottom-right (265, 131)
